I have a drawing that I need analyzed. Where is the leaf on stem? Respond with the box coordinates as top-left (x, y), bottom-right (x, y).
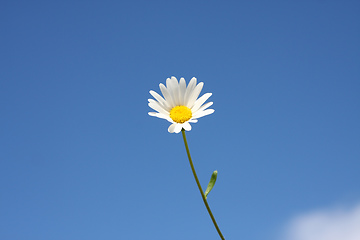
top-left (204, 170), bottom-right (218, 199)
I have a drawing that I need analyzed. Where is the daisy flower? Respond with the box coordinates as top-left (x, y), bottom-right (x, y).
top-left (148, 76), bottom-right (214, 133)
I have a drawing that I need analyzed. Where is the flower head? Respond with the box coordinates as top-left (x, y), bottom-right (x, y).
top-left (148, 76), bottom-right (214, 133)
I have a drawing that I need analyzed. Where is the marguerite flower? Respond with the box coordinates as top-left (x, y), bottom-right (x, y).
top-left (148, 76), bottom-right (214, 133)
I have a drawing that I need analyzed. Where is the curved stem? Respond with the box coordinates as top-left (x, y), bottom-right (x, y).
top-left (181, 129), bottom-right (225, 240)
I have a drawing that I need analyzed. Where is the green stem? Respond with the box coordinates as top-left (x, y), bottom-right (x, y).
top-left (181, 129), bottom-right (225, 240)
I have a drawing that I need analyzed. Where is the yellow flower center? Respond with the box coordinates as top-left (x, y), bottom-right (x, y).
top-left (169, 106), bottom-right (192, 123)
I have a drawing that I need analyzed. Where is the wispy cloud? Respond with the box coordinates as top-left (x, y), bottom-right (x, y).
top-left (282, 204), bottom-right (360, 240)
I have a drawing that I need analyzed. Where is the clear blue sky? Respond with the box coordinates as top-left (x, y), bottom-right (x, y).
top-left (1, 1), bottom-right (359, 240)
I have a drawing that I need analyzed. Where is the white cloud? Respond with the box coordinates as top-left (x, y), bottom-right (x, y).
top-left (282, 204), bottom-right (360, 240)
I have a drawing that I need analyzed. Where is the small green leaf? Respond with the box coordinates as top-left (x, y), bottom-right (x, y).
top-left (204, 170), bottom-right (218, 199)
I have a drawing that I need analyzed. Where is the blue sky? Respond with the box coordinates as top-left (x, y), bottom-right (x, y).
top-left (1, 1), bottom-right (359, 239)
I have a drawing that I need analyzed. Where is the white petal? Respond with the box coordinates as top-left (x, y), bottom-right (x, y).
top-left (192, 109), bottom-right (215, 119)
top-left (184, 77), bottom-right (197, 106)
top-left (174, 124), bottom-right (183, 133)
top-left (165, 77), bottom-right (180, 106)
top-left (165, 77), bottom-right (171, 87)
top-left (148, 112), bottom-right (172, 122)
top-left (149, 90), bottom-right (170, 110)
top-left (160, 83), bottom-right (175, 107)
top-left (193, 102), bottom-right (213, 114)
top-left (148, 101), bottom-right (169, 115)
top-left (183, 122), bottom-right (192, 131)
top-left (148, 98), bottom-right (156, 104)
top-left (169, 76), bottom-right (180, 106)
top-left (165, 77), bottom-right (174, 95)
top-left (186, 82), bottom-right (204, 108)
top-left (166, 77), bottom-right (176, 92)
top-left (188, 119), bottom-right (198, 123)
top-left (179, 77), bottom-right (186, 104)
top-left (168, 123), bottom-right (177, 133)
top-left (148, 98), bottom-right (167, 111)
top-left (191, 93), bottom-right (212, 113)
